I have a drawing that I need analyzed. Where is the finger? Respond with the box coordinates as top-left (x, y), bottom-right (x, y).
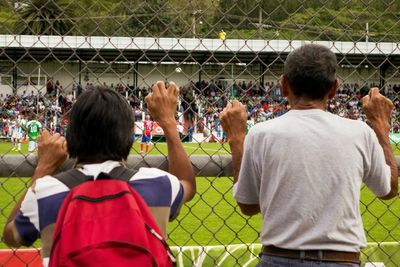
top-left (40, 130), bottom-right (50, 142)
top-left (51, 133), bottom-right (61, 142)
top-left (174, 86), bottom-right (180, 98)
top-left (167, 81), bottom-right (175, 90)
top-left (361, 95), bottom-right (370, 106)
top-left (145, 93), bottom-right (152, 104)
top-left (54, 136), bottom-right (65, 146)
top-left (231, 99), bottom-right (241, 107)
top-left (219, 109), bottom-right (226, 118)
top-left (62, 139), bottom-right (68, 152)
top-left (156, 81), bottom-right (166, 94)
top-left (226, 101), bottom-right (232, 109)
top-left (151, 82), bottom-right (162, 95)
top-left (167, 82), bottom-right (177, 96)
top-left (369, 87), bottom-right (380, 98)
top-left (386, 98), bottom-right (394, 108)
top-left (37, 131), bottom-right (43, 142)
top-left (167, 82), bottom-right (179, 97)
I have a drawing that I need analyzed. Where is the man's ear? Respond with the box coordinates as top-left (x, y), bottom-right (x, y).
top-left (280, 75), bottom-right (289, 97)
top-left (327, 79), bottom-right (339, 99)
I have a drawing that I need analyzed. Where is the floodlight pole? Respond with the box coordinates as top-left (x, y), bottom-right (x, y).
top-left (259, 7), bottom-right (262, 39)
top-left (37, 67), bottom-right (40, 114)
top-left (192, 10), bottom-right (202, 38)
top-left (192, 15), bottom-right (196, 38)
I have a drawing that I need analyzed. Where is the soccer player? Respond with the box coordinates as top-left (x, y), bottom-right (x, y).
top-left (140, 115), bottom-right (154, 154)
top-left (26, 116), bottom-right (42, 152)
top-left (9, 117), bottom-right (17, 151)
top-left (11, 115), bottom-right (26, 151)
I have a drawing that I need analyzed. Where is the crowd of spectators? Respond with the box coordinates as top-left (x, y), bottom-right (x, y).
top-left (0, 80), bottom-right (74, 137)
top-left (1, 79), bottom-right (400, 141)
top-left (179, 80), bottom-right (400, 140)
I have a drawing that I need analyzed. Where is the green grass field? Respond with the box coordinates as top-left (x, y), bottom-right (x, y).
top-left (0, 141), bottom-right (398, 156)
top-left (0, 140), bottom-right (232, 156)
top-left (0, 141), bottom-right (399, 251)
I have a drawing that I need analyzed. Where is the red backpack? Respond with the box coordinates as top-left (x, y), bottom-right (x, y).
top-left (49, 167), bottom-right (175, 267)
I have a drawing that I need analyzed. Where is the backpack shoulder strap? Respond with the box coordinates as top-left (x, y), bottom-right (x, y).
top-left (107, 166), bottom-right (137, 182)
top-left (54, 166), bottom-right (137, 188)
top-left (53, 169), bottom-right (93, 189)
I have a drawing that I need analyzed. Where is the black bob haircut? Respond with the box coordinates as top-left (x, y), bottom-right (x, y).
top-left (67, 86), bottom-right (134, 163)
top-left (284, 44), bottom-right (337, 100)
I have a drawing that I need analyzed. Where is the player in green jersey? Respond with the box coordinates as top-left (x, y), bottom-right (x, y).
top-left (26, 118), bottom-right (42, 152)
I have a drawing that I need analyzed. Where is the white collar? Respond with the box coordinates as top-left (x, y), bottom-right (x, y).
top-left (77, 160), bottom-right (122, 179)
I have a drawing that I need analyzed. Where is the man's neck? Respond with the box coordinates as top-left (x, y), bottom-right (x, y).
top-left (289, 97), bottom-right (327, 111)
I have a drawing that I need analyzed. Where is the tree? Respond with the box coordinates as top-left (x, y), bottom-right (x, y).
top-left (0, 0), bottom-right (15, 34)
top-left (127, 0), bottom-right (177, 37)
top-left (15, 0), bottom-right (75, 35)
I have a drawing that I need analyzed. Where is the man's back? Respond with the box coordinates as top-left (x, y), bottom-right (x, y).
top-left (235, 109), bottom-right (391, 252)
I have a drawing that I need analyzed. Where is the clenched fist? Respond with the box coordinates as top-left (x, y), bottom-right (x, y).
top-left (37, 130), bottom-right (68, 173)
top-left (362, 88), bottom-right (393, 130)
top-left (145, 81), bottom-right (179, 128)
top-left (220, 100), bottom-right (248, 142)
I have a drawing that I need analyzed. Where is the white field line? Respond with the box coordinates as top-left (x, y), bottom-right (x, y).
top-left (242, 244), bottom-right (258, 267)
top-left (190, 247), bottom-right (196, 266)
top-left (216, 244), bottom-right (246, 267)
top-left (194, 247), bottom-right (208, 267)
top-left (177, 248), bottom-right (184, 267)
top-left (171, 243), bottom-right (396, 266)
top-left (366, 242), bottom-right (400, 246)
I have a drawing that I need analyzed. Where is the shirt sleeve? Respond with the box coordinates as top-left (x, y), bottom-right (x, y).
top-left (362, 127), bottom-right (391, 198)
top-left (170, 183), bottom-right (184, 220)
top-left (233, 130), bottom-right (261, 204)
top-left (129, 168), bottom-right (185, 221)
top-left (13, 188), bottom-right (40, 246)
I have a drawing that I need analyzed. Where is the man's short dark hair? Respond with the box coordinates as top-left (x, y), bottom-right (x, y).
top-left (284, 44), bottom-right (337, 100)
top-left (67, 86), bottom-right (134, 163)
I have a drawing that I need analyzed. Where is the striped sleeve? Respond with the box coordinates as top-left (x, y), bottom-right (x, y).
top-left (129, 168), bottom-right (185, 220)
top-left (14, 188), bottom-right (40, 245)
top-left (13, 176), bottom-right (70, 245)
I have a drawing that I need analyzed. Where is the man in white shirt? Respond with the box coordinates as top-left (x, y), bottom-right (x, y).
top-left (220, 44), bottom-right (397, 266)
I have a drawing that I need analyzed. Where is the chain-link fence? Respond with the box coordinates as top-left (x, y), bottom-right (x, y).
top-left (0, 0), bottom-right (400, 266)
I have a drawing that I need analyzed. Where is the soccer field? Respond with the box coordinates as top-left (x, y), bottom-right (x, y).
top-left (0, 141), bottom-right (232, 156)
top-left (0, 141), bottom-right (398, 156)
top-left (0, 141), bottom-right (399, 265)
top-left (0, 176), bottom-right (399, 248)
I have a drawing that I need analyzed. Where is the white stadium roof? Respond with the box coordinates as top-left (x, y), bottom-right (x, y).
top-left (0, 35), bottom-right (399, 65)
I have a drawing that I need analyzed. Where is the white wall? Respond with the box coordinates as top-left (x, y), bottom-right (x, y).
top-left (0, 61), bottom-right (397, 96)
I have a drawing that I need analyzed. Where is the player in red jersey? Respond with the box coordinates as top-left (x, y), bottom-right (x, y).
top-left (140, 115), bottom-right (154, 154)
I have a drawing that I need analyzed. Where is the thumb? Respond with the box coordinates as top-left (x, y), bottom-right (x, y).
top-left (361, 95), bottom-right (370, 107)
top-left (40, 130), bottom-right (50, 142)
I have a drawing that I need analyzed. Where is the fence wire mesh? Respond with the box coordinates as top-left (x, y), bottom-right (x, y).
top-left (0, 0), bottom-right (399, 266)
